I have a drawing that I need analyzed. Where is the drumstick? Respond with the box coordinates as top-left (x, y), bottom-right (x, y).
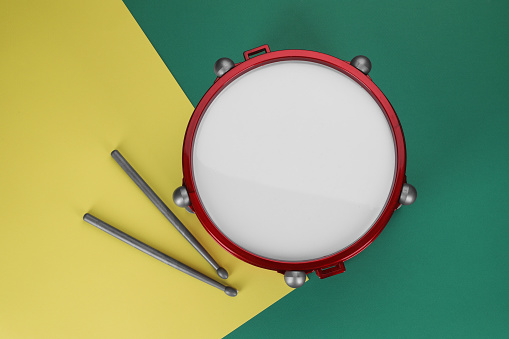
top-left (110, 150), bottom-right (229, 280)
top-left (83, 214), bottom-right (237, 297)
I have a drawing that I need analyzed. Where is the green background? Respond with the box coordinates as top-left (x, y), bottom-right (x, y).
top-left (122, 0), bottom-right (509, 337)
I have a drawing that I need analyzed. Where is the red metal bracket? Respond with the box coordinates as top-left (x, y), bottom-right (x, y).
top-left (243, 44), bottom-right (271, 61)
top-left (315, 262), bottom-right (346, 279)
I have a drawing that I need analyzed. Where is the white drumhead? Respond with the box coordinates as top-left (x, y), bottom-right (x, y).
top-left (192, 60), bottom-right (396, 262)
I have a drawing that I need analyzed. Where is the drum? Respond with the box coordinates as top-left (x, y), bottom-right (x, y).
top-left (173, 45), bottom-right (417, 288)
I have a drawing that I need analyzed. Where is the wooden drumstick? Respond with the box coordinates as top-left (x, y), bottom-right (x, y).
top-left (110, 150), bottom-right (228, 280)
top-left (83, 214), bottom-right (237, 297)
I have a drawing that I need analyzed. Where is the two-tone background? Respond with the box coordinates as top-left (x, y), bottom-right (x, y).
top-left (1, 0), bottom-right (508, 337)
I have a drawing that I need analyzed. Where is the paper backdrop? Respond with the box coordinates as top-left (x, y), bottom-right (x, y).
top-left (0, 1), bottom-right (294, 338)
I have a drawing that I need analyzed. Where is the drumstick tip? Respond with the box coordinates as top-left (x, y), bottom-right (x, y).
top-left (224, 286), bottom-right (238, 297)
top-left (217, 267), bottom-right (228, 279)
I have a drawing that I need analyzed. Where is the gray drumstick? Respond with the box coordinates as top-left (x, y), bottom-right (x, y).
top-left (111, 150), bottom-right (228, 280)
top-left (83, 213), bottom-right (237, 297)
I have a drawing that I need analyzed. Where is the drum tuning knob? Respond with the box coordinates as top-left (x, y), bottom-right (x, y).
top-left (399, 183), bottom-right (417, 206)
top-left (284, 271), bottom-right (307, 288)
top-left (173, 186), bottom-right (191, 207)
top-left (214, 58), bottom-right (235, 77)
top-left (350, 55), bottom-right (372, 75)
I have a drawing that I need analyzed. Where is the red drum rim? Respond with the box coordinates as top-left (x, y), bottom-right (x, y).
top-left (181, 46), bottom-right (407, 277)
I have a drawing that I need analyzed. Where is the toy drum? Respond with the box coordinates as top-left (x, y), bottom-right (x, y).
top-left (173, 45), bottom-right (416, 288)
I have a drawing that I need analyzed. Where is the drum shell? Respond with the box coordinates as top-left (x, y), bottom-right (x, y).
top-left (181, 46), bottom-right (407, 277)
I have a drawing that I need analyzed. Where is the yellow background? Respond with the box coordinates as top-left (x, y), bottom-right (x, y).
top-left (0, 1), bottom-right (293, 337)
